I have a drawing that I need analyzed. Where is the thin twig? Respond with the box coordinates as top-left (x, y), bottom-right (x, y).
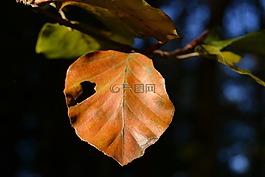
top-left (152, 30), bottom-right (209, 59)
top-left (183, 30), bottom-right (209, 51)
top-left (144, 41), bottom-right (165, 56)
top-left (175, 52), bottom-right (200, 59)
top-left (152, 48), bottom-right (186, 58)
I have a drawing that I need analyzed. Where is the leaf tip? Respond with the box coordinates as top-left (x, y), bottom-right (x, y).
top-left (163, 30), bottom-right (179, 41)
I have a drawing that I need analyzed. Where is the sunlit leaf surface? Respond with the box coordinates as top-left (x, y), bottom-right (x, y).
top-left (64, 50), bottom-right (175, 165)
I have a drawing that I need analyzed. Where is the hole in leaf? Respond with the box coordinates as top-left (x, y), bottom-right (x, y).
top-left (76, 81), bottom-right (96, 104)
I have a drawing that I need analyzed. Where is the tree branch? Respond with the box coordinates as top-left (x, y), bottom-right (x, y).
top-left (144, 41), bottom-right (165, 56)
top-left (152, 30), bottom-right (209, 59)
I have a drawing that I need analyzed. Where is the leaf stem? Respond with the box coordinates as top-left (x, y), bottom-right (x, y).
top-left (176, 52), bottom-right (200, 59)
top-left (151, 30), bottom-right (209, 59)
top-left (144, 41), bottom-right (165, 56)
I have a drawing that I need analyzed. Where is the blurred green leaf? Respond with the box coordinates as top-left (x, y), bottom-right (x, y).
top-left (195, 44), bottom-right (223, 61)
top-left (195, 44), bottom-right (241, 65)
top-left (36, 23), bottom-right (100, 59)
top-left (229, 65), bottom-right (265, 87)
top-left (36, 23), bottom-right (134, 59)
top-left (221, 51), bottom-right (241, 66)
top-left (204, 30), bottom-right (265, 56)
top-left (195, 44), bottom-right (265, 87)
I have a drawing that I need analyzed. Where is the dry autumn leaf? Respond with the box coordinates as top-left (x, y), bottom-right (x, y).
top-left (64, 50), bottom-right (174, 165)
top-left (20, 0), bottom-right (178, 42)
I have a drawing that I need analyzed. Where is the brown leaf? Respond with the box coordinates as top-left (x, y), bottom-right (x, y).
top-left (64, 50), bottom-right (174, 166)
top-left (25, 0), bottom-right (178, 42)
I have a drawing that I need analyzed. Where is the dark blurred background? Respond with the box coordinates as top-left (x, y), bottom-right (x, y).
top-left (1, 0), bottom-right (265, 177)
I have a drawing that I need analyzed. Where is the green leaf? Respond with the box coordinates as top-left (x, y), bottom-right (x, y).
top-left (220, 51), bottom-right (241, 66)
top-left (229, 65), bottom-right (265, 87)
top-left (36, 23), bottom-right (100, 59)
top-left (204, 30), bottom-right (265, 56)
top-left (195, 44), bottom-right (223, 61)
top-left (195, 44), bottom-right (265, 87)
top-left (195, 44), bottom-right (242, 66)
top-left (36, 22), bottom-right (134, 59)
top-left (33, 0), bottom-right (178, 42)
